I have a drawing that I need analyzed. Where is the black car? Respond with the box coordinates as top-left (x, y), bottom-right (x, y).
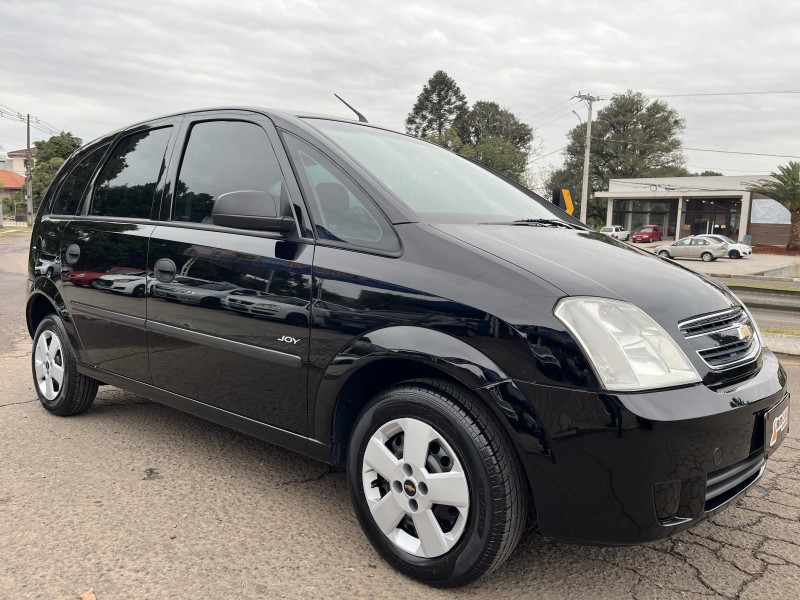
top-left (26, 108), bottom-right (790, 587)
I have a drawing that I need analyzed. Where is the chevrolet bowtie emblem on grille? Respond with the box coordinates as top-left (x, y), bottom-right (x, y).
top-left (737, 324), bottom-right (754, 341)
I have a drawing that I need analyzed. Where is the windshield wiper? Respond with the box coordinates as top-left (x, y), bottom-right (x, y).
top-left (479, 218), bottom-right (582, 229)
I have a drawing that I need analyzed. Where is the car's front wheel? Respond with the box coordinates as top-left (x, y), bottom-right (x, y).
top-left (729, 250), bottom-right (741, 259)
top-left (701, 252), bottom-right (714, 262)
top-left (32, 315), bottom-right (98, 416)
top-left (347, 379), bottom-right (527, 587)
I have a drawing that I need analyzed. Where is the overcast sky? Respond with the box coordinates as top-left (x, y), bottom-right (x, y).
top-left (1, 0), bottom-right (798, 181)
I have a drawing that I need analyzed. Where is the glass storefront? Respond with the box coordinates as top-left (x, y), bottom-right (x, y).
top-left (612, 200), bottom-right (677, 237)
top-left (681, 198), bottom-right (741, 239)
top-left (612, 198), bottom-right (741, 239)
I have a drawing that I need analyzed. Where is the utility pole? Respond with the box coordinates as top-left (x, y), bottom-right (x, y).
top-left (573, 92), bottom-right (601, 224)
top-left (26, 114), bottom-right (33, 226)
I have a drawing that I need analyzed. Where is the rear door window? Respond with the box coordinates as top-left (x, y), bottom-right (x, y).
top-left (91, 127), bottom-right (172, 219)
top-left (51, 145), bottom-right (108, 215)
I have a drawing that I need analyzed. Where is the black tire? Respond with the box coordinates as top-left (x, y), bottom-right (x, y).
top-left (729, 250), bottom-right (741, 259)
top-left (701, 252), bottom-right (713, 262)
top-left (45, 267), bottom-right (54, 278)
top-left (347, 378), bottom-right (527, 587)
top-left (658, 250), bottom-right (670, 258)
top-left (31, 315), bottom-right (98, 416)
top-left (132, 284), bottom-right (146, 297)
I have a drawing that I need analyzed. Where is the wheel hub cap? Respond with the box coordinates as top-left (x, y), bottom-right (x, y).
top-left (34, 330), bottom-right (65, 401)
top-left (361, 417), bottom-right (470, 558)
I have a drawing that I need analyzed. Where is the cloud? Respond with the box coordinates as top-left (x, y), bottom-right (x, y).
top-left (1, 0), bottom-right (797, 175)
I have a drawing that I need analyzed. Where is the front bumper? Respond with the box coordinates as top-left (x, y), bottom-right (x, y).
top-left (511, 349), bottom-right (789, 544)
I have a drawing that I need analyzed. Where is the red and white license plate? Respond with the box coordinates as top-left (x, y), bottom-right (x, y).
top-left (766, 398), bottom-right (790, 456)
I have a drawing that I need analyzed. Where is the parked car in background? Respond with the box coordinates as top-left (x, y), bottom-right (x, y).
top-left (655, 236), bottom-right (727, 261)
top-left (599, 225), bottom-right (630, 240)
top-left (695, 234), bottom-right (752, 259)
top-left (67, 266), bottom-right (141, 288)
top-left (151, 277), bottom-right (241, 308)
top-left (221, 290), bottom-right (311, 326)
top-left (631, 225), bottom-right (663, 243)
top-left (92, 270), bottom-right (149, 296)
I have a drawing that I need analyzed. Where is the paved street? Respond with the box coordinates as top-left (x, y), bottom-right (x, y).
top-left (2, 229), bottom-right (799, 599)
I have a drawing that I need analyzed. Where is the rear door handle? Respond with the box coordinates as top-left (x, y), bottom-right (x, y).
top-left (153, 258), bottom-right (177, 283)
top-left (65, 244), bottom-right (81, 265)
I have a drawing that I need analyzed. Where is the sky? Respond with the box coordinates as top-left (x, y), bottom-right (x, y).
top-left (1, 0), bottom-right (798, 185)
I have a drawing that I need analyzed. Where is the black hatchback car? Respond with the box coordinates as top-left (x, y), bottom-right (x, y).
top-left (27, 108), bottom-right (789, 587)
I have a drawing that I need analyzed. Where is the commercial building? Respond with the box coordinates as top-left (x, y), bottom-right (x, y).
top-left (596, 175), bottom-right (791, 245)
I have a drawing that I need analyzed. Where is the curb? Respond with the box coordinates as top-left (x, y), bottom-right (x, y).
top-left (764, 333), bottom-right (800, 357)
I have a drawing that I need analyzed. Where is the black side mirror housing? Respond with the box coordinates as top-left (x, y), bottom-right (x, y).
top-left (212, 190), bottom-right (295, 233)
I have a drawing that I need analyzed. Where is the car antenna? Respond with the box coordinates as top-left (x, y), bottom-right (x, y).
top-left (334, 93), bottom-right (368, 123)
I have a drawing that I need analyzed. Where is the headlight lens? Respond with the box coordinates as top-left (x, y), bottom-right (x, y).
top-left (554, 297), bottom-right (701, 391)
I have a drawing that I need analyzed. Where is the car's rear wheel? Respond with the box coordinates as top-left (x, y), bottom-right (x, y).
top-left (347, 379), bottom-right (527, 587)
top-left (701, 252), bottom-right (714, 262)
top-left (32, 315), bottom-right (98, 416)
top-left (658, 250), bottom-right (670, 258)
top-left (729, 250), bottom-right (741, 259)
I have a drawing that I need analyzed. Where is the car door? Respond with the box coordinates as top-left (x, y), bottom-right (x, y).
top-left (145, 112), bottom-right (313, 434)
top-left (59, 118), bottom-right (180, 382)
top-left (671, 238), bottom-right (692, 257)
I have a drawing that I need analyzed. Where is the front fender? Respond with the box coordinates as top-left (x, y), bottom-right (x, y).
top-left (310, 326), bottom-right (551, 467)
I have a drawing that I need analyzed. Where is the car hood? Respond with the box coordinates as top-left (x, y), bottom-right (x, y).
top-left (432, 224), bottom-right (738, 326)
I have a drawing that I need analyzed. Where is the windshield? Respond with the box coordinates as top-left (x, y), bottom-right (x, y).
top-left (637, 227), bottom-right (653, 233)
top-left (306, 119), bottom-right (563, 224)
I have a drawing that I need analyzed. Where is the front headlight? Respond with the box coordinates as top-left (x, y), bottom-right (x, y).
top-left (554, 297), bottom-right (701, 391)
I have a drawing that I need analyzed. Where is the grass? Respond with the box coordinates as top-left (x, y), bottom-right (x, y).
top-left (762, 327), bottom-right (800, 336)
top-left (0, 225), bottom-right (31, 232)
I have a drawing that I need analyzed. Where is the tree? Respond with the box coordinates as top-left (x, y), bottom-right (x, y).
top-left (547, 91), bottom-right (687, 227)
top-left (31, 132), bottom-right (82, 209)
top-left (460, 138), bottom-right (529, 182)
top-left (747, 161), bottom-right (800, 251)
top-left (405, 70), bottom-right (468, 138)
top-left (34, 132), bottom-right (81, 162)
top-left (454, 101), bottom-right (533, 152)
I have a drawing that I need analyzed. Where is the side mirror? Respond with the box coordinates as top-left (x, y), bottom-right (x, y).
top-left (212, 190), bottom-right (295, 233)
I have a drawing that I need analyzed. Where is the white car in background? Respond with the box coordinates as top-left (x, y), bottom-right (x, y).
top-left (599, 225), bottom-right (630, 240)
top-left (221, 290), bottom-right (312, 326)
top-left (695, 234), bottom-right (753, 259)
top-left (94, 270), bottom-right (149, 297)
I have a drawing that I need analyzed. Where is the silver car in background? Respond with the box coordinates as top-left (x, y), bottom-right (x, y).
top-left (655, 236), bottom-right (727, 262)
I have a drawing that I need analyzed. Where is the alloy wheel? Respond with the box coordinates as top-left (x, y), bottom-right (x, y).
top-left (361, 417), bottom-right (469, 558)
top-left (34, 330), bottom-right (65, 400)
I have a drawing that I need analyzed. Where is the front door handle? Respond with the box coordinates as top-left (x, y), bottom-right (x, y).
top-left (153, 258), bottom-right (177, 283)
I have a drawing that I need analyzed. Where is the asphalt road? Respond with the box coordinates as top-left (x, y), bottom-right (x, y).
top-left (2, 230), bottom-right (800, 599)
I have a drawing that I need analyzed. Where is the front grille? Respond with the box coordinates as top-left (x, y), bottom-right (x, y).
top-left (679, 307), bottom-right (760, 370)
top-left (705, 452), bottom-right (764, 511)
top-left (698, 339), bottom-right (755, 366)
top-left (679, 307), bottom-right (744, 338)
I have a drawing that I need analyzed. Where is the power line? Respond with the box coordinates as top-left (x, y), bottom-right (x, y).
top-left (591, 136), bottom-right (800, 160)
top-left (529, 146), bottom-right (566, 162)
top-left (523, 98), bottom-right (574, 122)
top-left (648, 90), bottom-right (800, 99)
top-left (531, 101), bottom-right (584, 128)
